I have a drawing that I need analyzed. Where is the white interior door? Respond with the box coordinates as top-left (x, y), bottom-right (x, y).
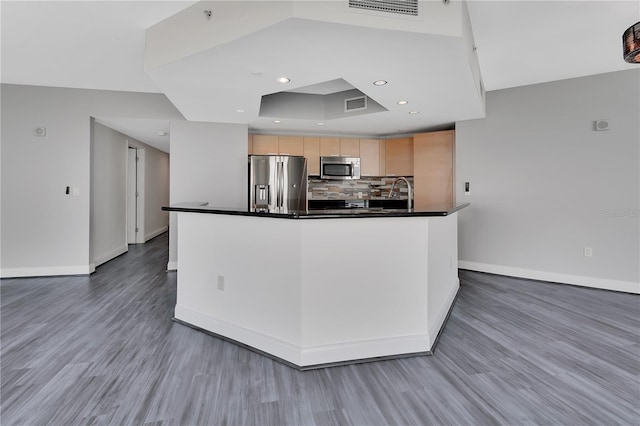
top-left (127, 148), bottom-right (138, 244)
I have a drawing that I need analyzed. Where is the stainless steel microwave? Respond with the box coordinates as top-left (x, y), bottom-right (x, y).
top-left (320, 156), bottom-right (361, 180)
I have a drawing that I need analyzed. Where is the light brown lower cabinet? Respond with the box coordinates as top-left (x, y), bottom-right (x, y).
top-left (413, 130), bottom-right (455, 208)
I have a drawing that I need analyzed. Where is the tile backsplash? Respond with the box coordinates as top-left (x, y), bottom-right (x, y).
top-left (308, 177), bottom-right (414, 200)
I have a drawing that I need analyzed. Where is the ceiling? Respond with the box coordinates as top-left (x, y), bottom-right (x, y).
top-left (2, 1), bottom-right (638, 153)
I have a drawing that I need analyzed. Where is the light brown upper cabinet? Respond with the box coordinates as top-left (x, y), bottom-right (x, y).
top-left (339, 138), bottom-right (360, 157)
top-left (359, 139), bottom-right (381, 177)
top-left (251, 135), bottom-right (279, 155)
top-left (385, 137), bottom-right (413, 176)
top-left (248, 134), bottom-right (253, 155)
top-left (278, 136), bottom-right (304, 156)
top-left (413, 130), bottom-right (455, 208)
top-left (320, 138), bottom-right (340, 156)
top-left (303, 137), bottom-right (321, 176)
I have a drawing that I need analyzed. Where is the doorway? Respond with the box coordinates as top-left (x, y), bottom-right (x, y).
top-left (127, 146), bottom-right (145, 244)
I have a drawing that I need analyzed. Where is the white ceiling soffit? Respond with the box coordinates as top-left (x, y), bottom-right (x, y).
top-left (0, 1), bottom-right (196, 93)
top-left (95, 117), bottom-right (171, 153)
top-left (287, 78), bottom-right (356, 95)
top-left (145, 1), bottom-right (484, 137)
top-left (2, 1), bottom-right (637, 144)
top-left (467, 0), bottom-right (640, 91)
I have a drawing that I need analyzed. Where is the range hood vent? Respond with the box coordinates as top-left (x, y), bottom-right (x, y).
top-left (348, 0), bottom-right (419, 16)
top-left (345, 96), bottom-right (367, 112)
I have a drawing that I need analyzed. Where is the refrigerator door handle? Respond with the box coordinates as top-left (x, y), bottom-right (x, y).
top-left (277, 161), bottom-right (284, 208)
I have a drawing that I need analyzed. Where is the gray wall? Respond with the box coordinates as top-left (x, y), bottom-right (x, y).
top-left (91, 121), bottom-right (128, 266)
top-left (168, 120), bottom-right (248, 268)
top-left (1, 83), bottom-right (248, 277)
top-left (0, 84), bottom-right (183, 277)
top-left (90, 121), bottom-right (170, 268)
top-left (456, 69), bottom-right (639, 292)
top-left (143, 143), bottom-right (170, 241)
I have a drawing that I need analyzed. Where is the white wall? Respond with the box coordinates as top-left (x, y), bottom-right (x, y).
top-left (456, 69), bottom-right (640, 293)
top-left (143, 143), bottom-right (170, 241)
top-left (0, 84), bottom-right (183, 277)
top-left (90, 121), bottom-right (128, 266)
top-left (175, 212), bottom-right (459, 366)
top-left (126, 134), bottom-right (170, 241)
top-left (168, 120), bottom-right (248, 269)
top-left (90, 121), bottom-right (170, 267)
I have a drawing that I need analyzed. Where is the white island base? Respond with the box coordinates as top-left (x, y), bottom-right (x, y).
top-left (174, 211), bottom-right (460, 369)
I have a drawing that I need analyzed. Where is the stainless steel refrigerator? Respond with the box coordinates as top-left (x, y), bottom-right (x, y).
top-left (249, 155), bottom-right (308, 212)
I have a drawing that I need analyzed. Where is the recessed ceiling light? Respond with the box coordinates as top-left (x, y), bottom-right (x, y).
top-left (397, 100), bottom-right (408, 105)
top-left (373, 80), bottom-right (387, 86)
top-left (157, 131), bottom-right (168, 136)
top-left (409, 110), bottom-right (420, 115)
top-left (236, 109), bottom-right (245, 113)
top-left (317, 122), bottom-right (325, 126)
top-left (273, 120), bottom-right (281, 123)
top-left (277, 77), bottom-right (290, 83)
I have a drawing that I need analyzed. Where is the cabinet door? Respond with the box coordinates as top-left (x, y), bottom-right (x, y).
top-left (320, 138), bottom-right (340, 156)
top-left (340, 138), bottom-right (360, 157)
top-left (385, 137), bottom-right (413, 176)
top-left (248, 134), bottom-right (253, 155)
top-left (413, 130), bottom-right (455, 208)
top-left (278, 136), bottom-right (303, 156)
top-left (252, 135), bottom-right (279, 155)
top-left (379, 139), bottom-right (386, 176)
top-left (303, 137), bottom-right (320, 176)
top-left (359, 139), bottom-right (380, 177)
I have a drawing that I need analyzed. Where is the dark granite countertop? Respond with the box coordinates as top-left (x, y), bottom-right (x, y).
top-left (162, 202), bottom-right (469, 219)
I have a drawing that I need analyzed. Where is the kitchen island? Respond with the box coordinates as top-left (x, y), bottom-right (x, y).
top-left (163, 202), bottom-right (468, 370)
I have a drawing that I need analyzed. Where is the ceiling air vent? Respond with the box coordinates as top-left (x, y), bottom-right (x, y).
top-left (348, 0), bottom-right (418, 16)
top-left (345, 96), bottom-right (367, 112)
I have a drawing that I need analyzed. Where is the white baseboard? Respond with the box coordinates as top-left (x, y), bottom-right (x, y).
top-left (175, 305), bottom-right (301, 364)
top-left (428, 277), bottom-right (460, 340)
top-left (458, 261), bottom-right (640, 294)
top-left (167, 261), bottom-right (177, 271)
top-left (0, 264), bottom-right (93, 278)
top-left (175, 305), bottom-right (432, 368)
top-left (300, 334), bottom-right (431, 367)
top-left (145, 226), bottom-right (168, 242)
top-left (92, 245), bottom-right (128, 268)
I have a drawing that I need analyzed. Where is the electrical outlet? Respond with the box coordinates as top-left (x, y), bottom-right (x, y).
top-left (217, 275), bottom-right (225, 290)
top-left (584, 247), bottom-right (593, 257)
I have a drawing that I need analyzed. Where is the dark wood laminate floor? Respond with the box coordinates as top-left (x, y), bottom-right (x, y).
top-left (2, 232), bottom-right (639, 425)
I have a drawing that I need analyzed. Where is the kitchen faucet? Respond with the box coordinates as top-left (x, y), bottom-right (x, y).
top-left (388, 177), bottom-right (412, 209)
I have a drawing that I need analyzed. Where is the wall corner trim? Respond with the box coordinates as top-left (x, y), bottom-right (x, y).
top-left (458, 261), bottom-right (640, 294)
top-left (167, 261), bottom-right (178, 271)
